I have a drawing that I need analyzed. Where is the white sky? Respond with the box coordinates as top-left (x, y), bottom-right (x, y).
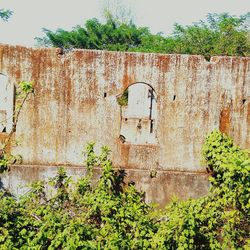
top-left (0, 0), bottom-right (249, 47)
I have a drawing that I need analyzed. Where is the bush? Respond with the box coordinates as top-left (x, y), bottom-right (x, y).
top-left (0, 131), bottom-right (249, 249)
top-left (153, 130), bottom-right (250, 249)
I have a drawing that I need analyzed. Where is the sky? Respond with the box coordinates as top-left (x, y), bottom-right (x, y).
top-left (0, 0), bottom-right (249, 47)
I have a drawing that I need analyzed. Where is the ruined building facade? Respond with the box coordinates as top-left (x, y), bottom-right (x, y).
top-left (0, 44), bottom-right (249, 205)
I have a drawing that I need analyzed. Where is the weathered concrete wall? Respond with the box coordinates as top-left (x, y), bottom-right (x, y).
top-left (0, 44), bottom-right (249, 204)
top-left (0, 165), bottom-right (209, 206)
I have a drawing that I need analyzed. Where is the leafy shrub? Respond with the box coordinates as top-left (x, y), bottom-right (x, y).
top-left (152, 130), bottom-right (250, 249)
top-left (0, 131), bottom-right (249, 249)
top-left (0, 144), bottom-right (157, 249)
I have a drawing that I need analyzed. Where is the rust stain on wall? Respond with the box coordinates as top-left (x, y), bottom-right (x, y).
top-left (0, 44), bottom-right (249, 204)
top-left (0, 133), bottom-right (10, 153)
top-left (155, 55), bottom-right (171, 73)
top-left (0, 45), bottom-right (249, 170)
top-left (219, 107), bottom-right (231, 134)
top-left (247, 102), bottom-right (250, 146)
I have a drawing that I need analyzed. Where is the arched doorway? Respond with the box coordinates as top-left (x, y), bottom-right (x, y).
top-left (0, 74), bottom-right (13, 133)
top-left (117, 82), bottom-right (157, 144)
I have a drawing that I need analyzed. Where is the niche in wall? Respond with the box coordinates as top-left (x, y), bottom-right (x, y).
top-left (0, 74), bottom-right (14, 133)
top-left (117, 82), bottom-right (157, 144)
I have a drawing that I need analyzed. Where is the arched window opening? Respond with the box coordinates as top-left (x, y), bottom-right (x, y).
top-left (0, 74), bottom-right (14, 133)
top-left (117, 83), bottom-right (157, 144)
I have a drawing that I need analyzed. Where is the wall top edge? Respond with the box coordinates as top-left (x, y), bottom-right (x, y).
top-left (0, 43), bottom-right (249, 63)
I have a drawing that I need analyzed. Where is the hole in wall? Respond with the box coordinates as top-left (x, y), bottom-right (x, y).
top-left (104, 92), bottom-right (107, 98)
top-left (0, 73), bottom-right (14, 133)
top-left (119, 134), bottom-right (126, 143)
top-left (173, 95), bottom-right (176, 101)
top-left (242, 99), bottom-right (246, 105)
top-left (118, 82), bottom-right (158, 144)
top-left (150, 120), bottom-right (154, 133)
top-left (137, 119), bottom-right (142, 130)
top-left (150, 169), bottom-right (157, 178)
top-left (57, 48), bottom-right (64, 56)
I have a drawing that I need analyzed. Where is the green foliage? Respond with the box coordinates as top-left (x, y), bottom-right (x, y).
top-left (0, 144), bottom-right (157, 249)
top-left (202, 129), bottom-right (249, 174)
top-left (0, 152), bottom-right (8, 173)
top-left (36, 13), bottom-right (250, 57)
top-left (18, 81), bottom-right (34, 95)
top-left (0, 132), bottom-right (249, 249)
top-left (151, 130), bottom-right (250, 249)
top-left (202, 130), bottom-right (250, 216)
top-left (0, 9), bottom-right (12, 21)
top-left (172, 13), bottom-right (250, 58)
top-left (117, 89), bottom-right (128, 106)
top-left (0, 153), bottom-right (21, 173)
top-left (36, 18), bottom-right (150, 52)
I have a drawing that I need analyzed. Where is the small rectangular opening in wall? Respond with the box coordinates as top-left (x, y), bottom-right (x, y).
top-left (173, 95), bottom-right (176, 101)
top-left (104, 92), bottom-right (107, 98)
top-left (150, 120), bottom-right (154, 133)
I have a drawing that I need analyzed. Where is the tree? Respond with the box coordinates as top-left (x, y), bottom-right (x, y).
top-left (35, 18), bottom-right (151, 51)
top-left (0, 9), bottom-right (12, 21)
top-left (101, 0), bottom-right (134, 25)
top-left (36, 12), bottom-right (250, 58)
top-left (171, 13), bottom-right (250, 58)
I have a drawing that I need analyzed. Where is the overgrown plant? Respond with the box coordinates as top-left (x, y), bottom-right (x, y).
top-left (0, 143), bottom-right (157, 249)
top-left (152, 130), bottom-right (250, 249)
top-left (0, 131), bottom-right (249, 249)
top-left (36, 12), bottom-right (250, 58)
top-left (117, 89), bottom-right (129, 106)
